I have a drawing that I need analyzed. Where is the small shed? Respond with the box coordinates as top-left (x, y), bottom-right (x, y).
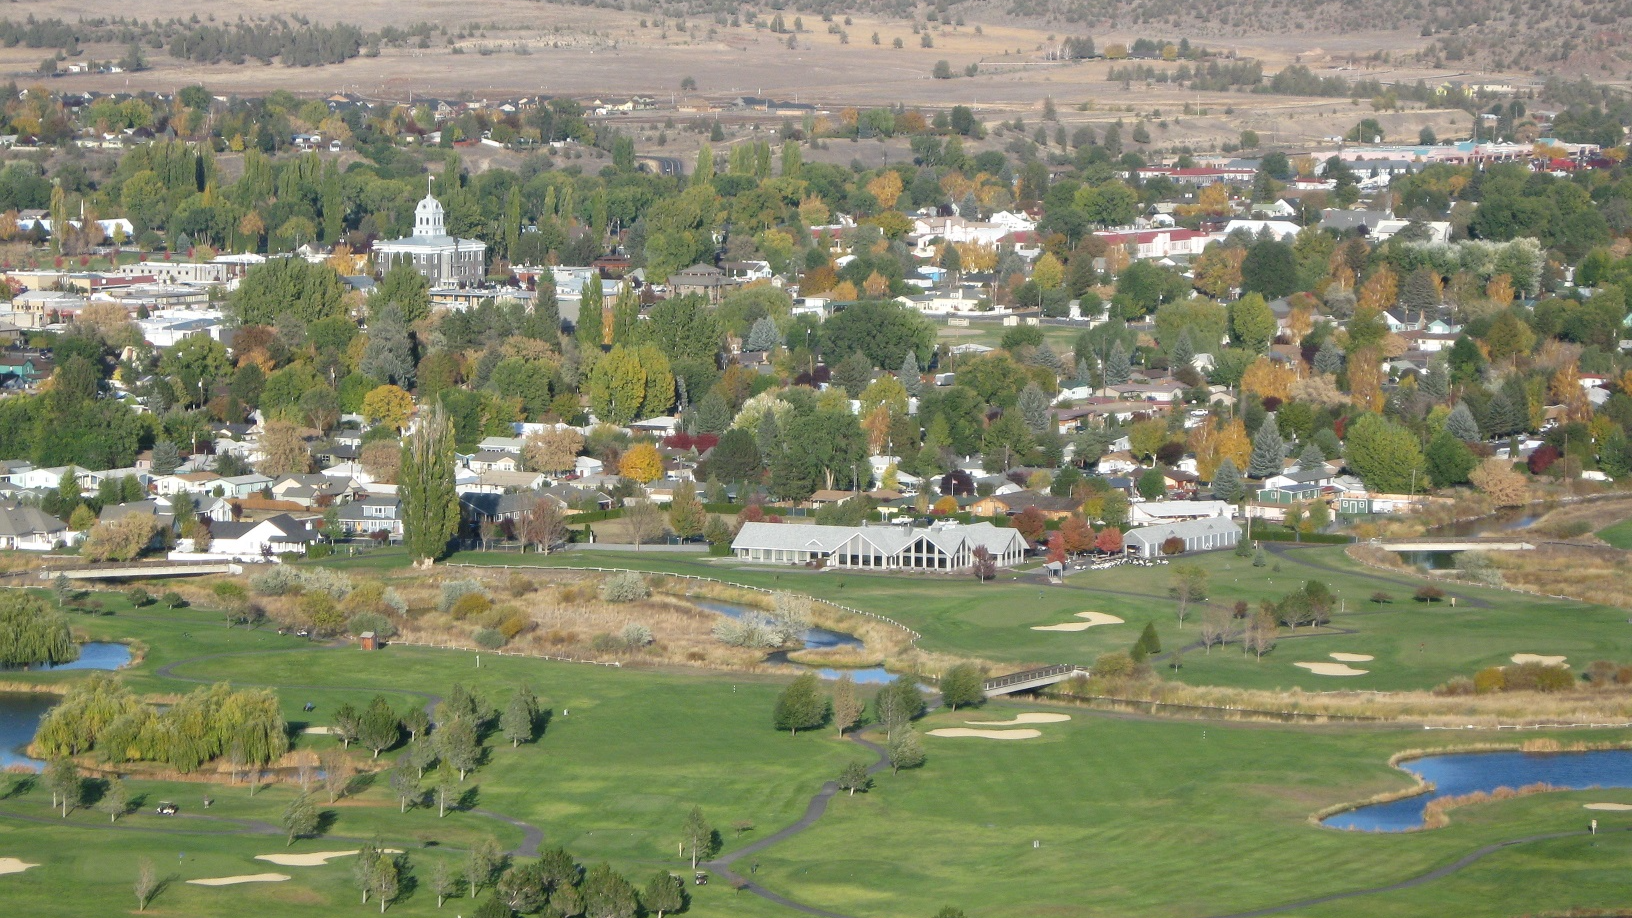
top-left (359, 631), bottom-right (378, 651)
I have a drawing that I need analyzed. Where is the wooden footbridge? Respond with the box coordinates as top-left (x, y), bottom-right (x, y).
top-left (1373, 537), bottom-right (1536, 552)
top-left (982, 664), bottom-right (1089, 697)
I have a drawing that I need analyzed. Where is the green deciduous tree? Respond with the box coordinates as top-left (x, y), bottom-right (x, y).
top-left (1344, 413), bottom-right (1427, 494)
top-left (773, 672), bottom-right (828, 735)
top-left (939, 663), bottom-right (986, 710)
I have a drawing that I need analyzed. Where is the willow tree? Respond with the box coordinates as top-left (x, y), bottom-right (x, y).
top-left (400, 401), bottom-right (460, 568)
top-left (0, 590), bottom-right (78, 666)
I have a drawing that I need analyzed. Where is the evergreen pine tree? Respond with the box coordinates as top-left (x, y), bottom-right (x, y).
top-left (745, 317), bottom-right (779, 352)
top-left (1170, 330), bottom-right (1195, 372)
top-left (1248, 413), bottom-right (1285, 478)
top-left (1211, 458), bottom-right (1245, 502)
top-left (755, 410), bottom-right (782, 458)
top-left (361, 304), bottom-right (415, 389)
top-left (1445, 401), bottom-right (1481, 441)
top-left (899, 350), bottom-right (922, 396)
top-left (1018, 384), bottom-right (1052, 434)
top-left (1298, 441), bottom-right (1327, 470)
top-left (150, 440), bottom-right (181, 476)
top-left (1075, 357), bottom-right (1093, 388)
top-left (1419, 357), bottom-right (1449, 401)
top-left (1313, 340), bottom-right (1343, 375)
top-left (1104, 340), bottom-right (1132, 386)
top-left (693, 392), bottom-right (730, 434)
top-left (1031, 340), bottom-right (1062, 372)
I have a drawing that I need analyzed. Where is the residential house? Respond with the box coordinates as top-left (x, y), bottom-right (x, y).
top-left (334, 496), bottom-right (403, 539)
top-left (467, 450), bottom-right (522, 473)
top-left (205, 514), bottom-right (317, 558)
top-left (0, 503), bottom-right (70, 550)
top-left (968, 490), bottom-right (1081, 521)
top-left (268, 474), bottom-right (361, 508)
top-left (669, 264), bottom-right (733, 303)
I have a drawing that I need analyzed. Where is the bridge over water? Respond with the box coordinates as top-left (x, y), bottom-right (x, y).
top-left (36, 560), bottom-right (243, 581)
top-left (1373, 538), bottom-right (1536, 552)
top-left (982, 664), bottom-right (1089, 697)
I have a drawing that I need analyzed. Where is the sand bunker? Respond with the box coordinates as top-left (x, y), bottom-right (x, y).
top-left (0, 858), bottom-right (39, 876)
top-left (1329, 653), bottom-right (1375, 662)
top-left (300, 726), bottom-right (331, 735)
top-left (1585, 803), bottom-right (1632, 811)
top-left (1512, 654), bottom-right (1568, 666)
top-left (256, 849), bottom-right (402, 867)
top-left (1295, 662), bottom-right (1369, 676)
top-left (1031, 611), bottom-right (1125, 632)
top-left (927, 728), bottom-right (1042, 740)
top-left (966, 713), bottom-right (1073, 726)
top-left (188, 874), bottom-right (290, 886)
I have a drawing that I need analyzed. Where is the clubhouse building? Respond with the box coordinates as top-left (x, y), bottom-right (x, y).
top-left (731, 520), bottom-right (1028, 572)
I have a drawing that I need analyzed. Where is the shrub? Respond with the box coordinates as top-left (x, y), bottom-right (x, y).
top-left (341, 580), bottom-right (386, 615)
top-left (1092, 650), bottom-right (1136, 680)
top-left (125, 587), bottom-right (152, 607)
top-left (1433, 676), bottom-right (1476, 696)
top-left (590, 632), bottom-right (624, 653)
top-left (599, 571), bottom-right (651, 603)
top-left (381, 588), bottom-right (407, 616)
top-left (250, 566), bottom-right (353, 598)
top-left (498, 614), bottom-right (530, 640)
top-left (250, 567), bottom-right (303, 596)
top-left (620, 622), bottom-right (654, 648)
top-left (439, 579), bottom-right (490, 613)
top-left (474, 628), bottom-right (506, 650)
top-left (346, 612), bottom-right (398, 639)
top-left (450, 592), bottom-right (492, 621)
top-left (507, 574), bottom-right (534, 597)
top-left (1505, 661), bottom-right (1574, 692)
top-left (1473, 667), bottom-right (1506, 694)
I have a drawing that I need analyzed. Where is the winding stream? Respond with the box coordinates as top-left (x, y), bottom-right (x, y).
top-left (692, 600), bottom-right (895, 683)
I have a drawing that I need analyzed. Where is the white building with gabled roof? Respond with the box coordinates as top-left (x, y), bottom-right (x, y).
top-left (731, 520), bottom-right (1026, 571)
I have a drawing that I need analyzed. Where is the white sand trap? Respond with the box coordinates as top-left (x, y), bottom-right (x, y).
top-left (1031, 611), bottom-right (1125, 632)
top-left (1295, 662), bottom-right (1369, 676)
top-left (0, 858), bottom-right (39, 876)
top-left (255, 849), bottom-right (403, 867)
top-left (300, 726), bottom-right (331, 735)
top-left (1512, 654), bottom-right (1568, 666)
top-left (966, 713), bottom-right (1073, 726)
top-left (1329, 653), bottom-right (1375, 662)
top-left (188, 874), bottom-right (290, 886)
top-left (927, 728), bottom-right (1042, 740)
top-left (1585, 803), bottom-right (1632, 811)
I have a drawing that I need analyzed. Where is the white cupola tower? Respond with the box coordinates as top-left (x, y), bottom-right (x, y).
top-left (414, 179), bottom-right (446, 238)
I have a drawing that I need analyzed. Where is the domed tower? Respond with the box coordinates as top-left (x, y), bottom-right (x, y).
top-left (413, 189), bottom-right (446, 238)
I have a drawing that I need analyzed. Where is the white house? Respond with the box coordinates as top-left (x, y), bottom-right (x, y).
top-left (206, 514), bottom-right (317, 559)
top-left (1126, 500), bottom-right (1235, 525)
top-left (0, 503), bottom-right (70, 550)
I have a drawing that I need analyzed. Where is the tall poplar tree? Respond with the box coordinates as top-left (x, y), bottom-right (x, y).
top-left (400, 402), bottom-right (460, 568)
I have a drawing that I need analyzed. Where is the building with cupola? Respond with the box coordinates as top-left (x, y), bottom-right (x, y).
top-left (371, 186), bottom-right (487, 286)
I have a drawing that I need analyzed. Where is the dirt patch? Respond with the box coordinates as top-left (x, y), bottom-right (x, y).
top-left (927, 728), bottom-right (1042, 740)
top-left (188, 874), bottom-right (291, 886)
top-left (1294, 662), bottom-right (1369, 676)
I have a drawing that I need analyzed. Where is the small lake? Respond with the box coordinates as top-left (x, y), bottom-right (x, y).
top-left (4, 642), bottom-right (134, 672)
top-left (0, 692), bottom-right (56, 770)
top-left (694, 600), bottom-right (894, 682)
top-left (1323, 749), bottom-right (1632, 832)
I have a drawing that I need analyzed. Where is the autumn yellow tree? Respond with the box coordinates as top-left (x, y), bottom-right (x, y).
top-left (1189, 418), bottom-right (1250, 479)
top-left (619, 442), bottom-right (664, 483)
top-left (1239, 356), bottom-right (1300, 402)
top-left (1552, 361), bottom-right (1593, 422)
top-left (361, 384), bottom-right (414, 433)
top-left (1469, 457), bottom-right (1528, 507)
top-left (954, 242), bottom-right (999, 272)
top-left (866, 171), bottom-right (903, 209)
top-left (862, 272), bottom-right (890, 298)
top-left (1486, 273), bottom-right (1514, 306)
top-left (1347, 347), bottom-right (1385, 412)
top-left (1191, 246), bottom-right (1245, 299)
top-left (1357, 266), bottom-right (1399, 312)
top-left (1032, 252), bottom-right (1064, 290)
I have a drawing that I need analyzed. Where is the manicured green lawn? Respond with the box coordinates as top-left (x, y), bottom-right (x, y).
top-left (756, 705), bottom-right (1632, 918)
top-left (1597, 517), bottom-right (1632, 549)
top-left (384, 545), bottom-right (1632, 693)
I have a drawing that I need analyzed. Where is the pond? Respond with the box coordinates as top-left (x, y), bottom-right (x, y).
top-left (694, 600), bottom-right (895, 683)
top-left (0, 692), bottom-right (56, 770)
top-left (0, 642), bottom-right (134, 672)
top-left (1397, 509), bottom-right (1546, 569)
top-left (1323, 749), bottom-right (1632, 832)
